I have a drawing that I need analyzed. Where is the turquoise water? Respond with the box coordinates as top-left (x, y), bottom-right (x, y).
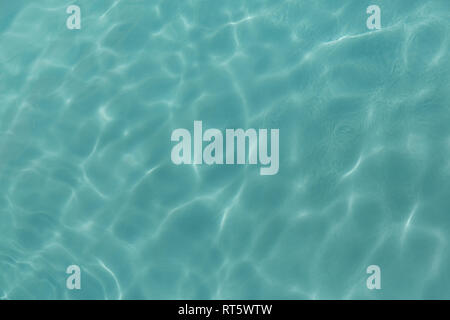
top-left (0, 0), bottom-right (449, 299)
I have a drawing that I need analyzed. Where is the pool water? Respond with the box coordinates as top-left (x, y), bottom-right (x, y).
top-left (0, 0), bottom-right (449, 299)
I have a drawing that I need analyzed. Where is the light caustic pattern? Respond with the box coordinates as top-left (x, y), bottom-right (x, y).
top-left (0, 0), bottom-right (449, 299)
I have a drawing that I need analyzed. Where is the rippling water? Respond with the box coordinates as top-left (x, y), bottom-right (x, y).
top-left (0, 0), bottom-right (449, 299)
